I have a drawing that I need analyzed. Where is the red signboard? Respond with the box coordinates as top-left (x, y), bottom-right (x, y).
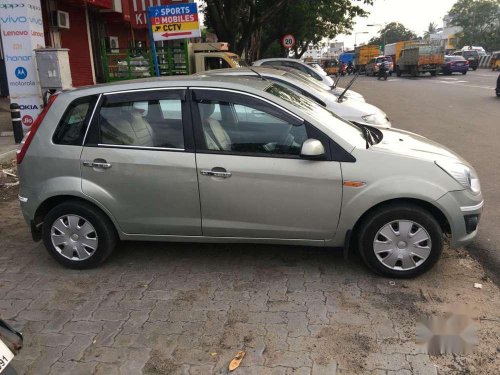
top-left (129, 0), bottom-right (185, 29)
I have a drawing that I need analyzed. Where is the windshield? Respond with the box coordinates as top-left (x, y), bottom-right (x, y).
top-left (265, 84), bottom-right (364, 146)
top-left (462, 51), bottom-right (479, 58)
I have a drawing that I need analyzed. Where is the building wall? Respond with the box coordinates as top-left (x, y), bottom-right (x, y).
top-left (58, 3), bottom-right (95, 86)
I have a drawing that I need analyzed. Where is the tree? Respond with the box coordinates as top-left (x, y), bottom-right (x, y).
top-left (423, 22), bottom-right (438, 40)
top-left (203, 0), bottom-right (373, 60)
top-left (368, 22), bottom-right (418, 46)
top-left (447, 0), bottom-right (500, 51)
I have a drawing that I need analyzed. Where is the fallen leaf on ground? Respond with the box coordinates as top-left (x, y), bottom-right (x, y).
top-left (229, 350), bottom-right (245, 371)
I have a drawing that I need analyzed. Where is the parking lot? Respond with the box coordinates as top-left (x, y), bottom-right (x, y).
top-left (1, 70), bottom-right (499, 374)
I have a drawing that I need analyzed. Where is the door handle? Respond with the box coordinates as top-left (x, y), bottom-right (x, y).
top-left (83, 160), bottom-right (112, 169)
top-left (200, 168), bottom-right (232, 178)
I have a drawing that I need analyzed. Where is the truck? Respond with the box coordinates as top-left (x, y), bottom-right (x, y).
top-left (384, 41), bottom-right (418, 68)
top-left (354, 45), bottom-right (380, 73)
top-left (101, 41), bottom-right (242, 82)
top-left (339, 51), bottom-right (355, 65)
top-left (396, 44), bottom-right (444, 77)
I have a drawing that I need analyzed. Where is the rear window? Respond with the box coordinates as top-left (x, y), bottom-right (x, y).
top-left (462, 51), bottom-right (479, 58)
top-left (53, 96), bottom-right (97, 145)
top-left (446, 56), bottom-right (466, 61)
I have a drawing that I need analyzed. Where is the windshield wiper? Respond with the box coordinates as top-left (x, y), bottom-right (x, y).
top-left (332, 75), bottom-right (341, 89)
top-left (337, 73), bottom-right (359, 102)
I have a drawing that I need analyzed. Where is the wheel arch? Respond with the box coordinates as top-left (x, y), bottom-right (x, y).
top-left (32, 195), bottom-right (121, 240)
top-left (348, 197), bottom-right (451, 252)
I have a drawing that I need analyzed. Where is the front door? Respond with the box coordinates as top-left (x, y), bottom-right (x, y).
top-left (81, 89), bottom-right (201, 236)
top-left (192, 89), bottom-right (343, 240)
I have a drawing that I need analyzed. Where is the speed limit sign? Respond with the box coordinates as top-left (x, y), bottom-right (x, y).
top-left (281, 34), bottom-right (296, 49)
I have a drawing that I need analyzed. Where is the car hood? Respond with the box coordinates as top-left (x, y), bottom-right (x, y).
top-left (331, 87), bottom-right (365, 102)
top-left (371, 128), bottom-right (467, 164)
top-left (324, 96), bottom-right (390, 127)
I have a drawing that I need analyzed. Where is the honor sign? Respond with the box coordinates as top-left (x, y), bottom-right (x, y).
top-left (0, 0), bottom-right (45, 130)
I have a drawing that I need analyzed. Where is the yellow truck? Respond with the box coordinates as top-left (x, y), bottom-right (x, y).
top-left (189, 42), bottom-right (243, 73)
top-left (384, 41), bottom-right (419, 67)
top-left (396, 44), bottom-right (444, 77)
top-left (354, 45), bottom-right (380, 73)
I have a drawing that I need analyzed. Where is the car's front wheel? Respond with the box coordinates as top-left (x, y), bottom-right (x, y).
top-left (357, 204), bottom-right (443, 278)
top-left (42, 201), bottom-right (117, 269)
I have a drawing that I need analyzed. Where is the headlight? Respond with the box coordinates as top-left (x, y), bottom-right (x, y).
top-left (361, 113), bottom-right (390, 126)
top-left (435, 160), bottom-right (481, 194)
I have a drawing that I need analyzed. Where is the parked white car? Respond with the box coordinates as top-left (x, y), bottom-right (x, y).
top-left (200, 67), bottom-right (391, 128)
top-left (276, 66), bottom-right (366, 102)
top-left (253, 58), bottom-right (335, 87)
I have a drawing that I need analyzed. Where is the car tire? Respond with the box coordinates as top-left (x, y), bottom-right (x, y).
top-left (472, 67), bottom-right (477, 71)
top-left (42, 200), bottom-right (117, 269)
top-left (462, 71), bottom-right (467, 75)
top-left (357, 204), bottom-right (443, 278)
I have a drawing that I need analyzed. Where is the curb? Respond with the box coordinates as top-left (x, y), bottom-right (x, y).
top-left (0, 149), bottom-right (16, 164)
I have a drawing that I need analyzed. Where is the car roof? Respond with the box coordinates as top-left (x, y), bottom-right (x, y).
top-left (254, 58), bottom-right (308, 65)
top-left (198, 67), bottom-right (288, 78)
top-left (60, 75), bottom-right (273, 97)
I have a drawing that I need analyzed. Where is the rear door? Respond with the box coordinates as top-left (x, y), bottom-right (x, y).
top-left (81, 88), bottom-right (201, 236)
top-left (192, 88), bottom-right (343, 240)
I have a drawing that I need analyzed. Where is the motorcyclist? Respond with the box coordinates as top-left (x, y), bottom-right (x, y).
top-left (378, 58), bottom-right (390, 80)
top-left (347, 61), bottom-right (354, 75)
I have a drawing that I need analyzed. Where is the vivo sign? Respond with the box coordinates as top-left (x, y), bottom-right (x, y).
top-left (0, 16), bottom-right (43, 24)
top-left (0, 0), bottom-right (45, 130)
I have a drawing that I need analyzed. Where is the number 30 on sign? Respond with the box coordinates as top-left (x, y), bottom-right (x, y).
top-left (281, 34), bottom-right (296, 49)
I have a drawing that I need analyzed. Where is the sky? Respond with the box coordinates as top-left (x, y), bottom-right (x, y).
top-left (336, 0), bottom-right (458, 50)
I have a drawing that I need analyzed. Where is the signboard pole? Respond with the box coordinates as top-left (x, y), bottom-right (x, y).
top-left (146, 11), bottom-right (160, 77)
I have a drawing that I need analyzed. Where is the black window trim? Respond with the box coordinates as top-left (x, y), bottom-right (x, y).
top-left (83, 88), bottom-right (195, 152)
top-left (53, 94), bottom-right (100, 146)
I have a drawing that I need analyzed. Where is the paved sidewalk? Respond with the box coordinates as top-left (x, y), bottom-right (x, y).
top-left (0, 196), bottom-right (499, 374)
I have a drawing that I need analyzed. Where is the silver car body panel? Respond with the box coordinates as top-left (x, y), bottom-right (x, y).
top-left (17, 75), bottom-right (482, 250)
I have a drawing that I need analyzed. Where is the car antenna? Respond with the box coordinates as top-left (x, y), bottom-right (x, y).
top-left (248, 67), bottom-right (268, 81)
top-left (337, 73), bottom-right (359, 102)
top-left (333, 75), bottom-right (341, 88)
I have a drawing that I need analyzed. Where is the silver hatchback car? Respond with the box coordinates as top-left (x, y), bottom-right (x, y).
top-left (17, 76), bottom-right (483, 278)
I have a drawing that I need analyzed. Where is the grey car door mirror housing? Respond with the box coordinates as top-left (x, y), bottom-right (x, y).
top-left (300, 139), bottom-right (325, 159)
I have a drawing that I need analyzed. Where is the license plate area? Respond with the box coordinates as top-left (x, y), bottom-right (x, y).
top-left (0, 340), bottom-right (14, 373)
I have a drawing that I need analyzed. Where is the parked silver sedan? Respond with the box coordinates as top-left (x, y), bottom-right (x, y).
top-left (17, 76), bottom-right (483, 278)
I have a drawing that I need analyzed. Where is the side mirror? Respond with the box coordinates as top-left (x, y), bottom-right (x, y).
top-left (300, 139), bottom-right (325, 160)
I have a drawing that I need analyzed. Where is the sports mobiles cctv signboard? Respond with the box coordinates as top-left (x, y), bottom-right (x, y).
top-left (148, 2), bottom-right (201, 41)
top-left (0, 0), bottom-right (45, 130)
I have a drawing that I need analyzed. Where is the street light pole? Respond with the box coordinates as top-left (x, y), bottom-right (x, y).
top-left (367, 23), bottom-right (384, 48)
top-left (354, 32), bottom-right (369, 47)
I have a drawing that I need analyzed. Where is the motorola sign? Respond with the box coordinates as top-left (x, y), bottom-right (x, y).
top-left (0, 0), bottom-right (45, 131)
top-left (14, 66), bottom-right (28, 79)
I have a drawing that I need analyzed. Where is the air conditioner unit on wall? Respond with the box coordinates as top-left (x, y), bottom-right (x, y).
top-left (105, 36), bottom-right (120, 54)
top-left (56, 10), bottom-right (69, 29)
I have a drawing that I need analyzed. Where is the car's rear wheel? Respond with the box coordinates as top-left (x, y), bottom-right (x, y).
top-left (462, 71), bottom-right (467, 75)
top-left (357, 204), bottom-right (443, 278)
top-left (42, 201), bottom-right (117, 269)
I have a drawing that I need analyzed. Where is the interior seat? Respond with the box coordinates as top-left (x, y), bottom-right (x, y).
top-left (199, 102), bottom-right (231, 151)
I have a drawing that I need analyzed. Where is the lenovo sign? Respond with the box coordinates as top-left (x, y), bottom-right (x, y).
top-left (129, 0), bottom-right (193, 29)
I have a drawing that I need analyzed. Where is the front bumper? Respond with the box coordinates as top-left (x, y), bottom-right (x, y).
top-left (436, 190), bottom-right (483, 248)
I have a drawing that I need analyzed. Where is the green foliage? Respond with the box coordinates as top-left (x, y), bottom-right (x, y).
top-left (448, 0), bottom-right (500, 51)
top-left (203, 0), bottom-right (372, 60)
top-left (368, 22), bottom-right (418, 46)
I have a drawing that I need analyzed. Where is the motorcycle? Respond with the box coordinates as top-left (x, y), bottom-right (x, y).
top-left (0, 320), bottom-right (23, 375)
top-left (377, 66), bottom-right (388, 81)
top-left (339, 63), bottom-right (347, 76)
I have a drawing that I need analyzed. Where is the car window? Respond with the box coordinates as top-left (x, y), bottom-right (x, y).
top-left (262, 61), bottom-right (282, 67)
top-left (197, 100), bottom-right (308, 157)
top-left (53, 96), bottom-right (96, 145)
top-left (98, 98), bottom-right (184, 149)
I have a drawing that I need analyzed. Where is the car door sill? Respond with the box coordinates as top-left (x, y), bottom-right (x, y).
top-left (120, 233), bottom-right (325, 246)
